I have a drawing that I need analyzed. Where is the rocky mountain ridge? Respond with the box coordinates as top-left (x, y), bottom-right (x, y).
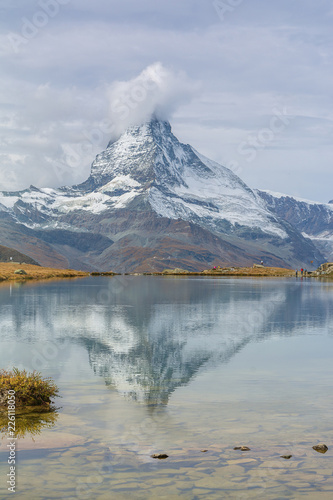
top-left (257, 190), bottom-right (333, 262)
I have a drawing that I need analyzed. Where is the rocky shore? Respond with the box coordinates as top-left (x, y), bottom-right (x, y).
top-left (310, 262), bottom-right (333, 277)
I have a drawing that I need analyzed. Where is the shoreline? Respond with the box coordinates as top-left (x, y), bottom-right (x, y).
top-left (2, 262), bottom-right (331, 282)
top-left (132, 266), bottom-right (295, 277)
top-left (0, 262), bottom-right (296, 282)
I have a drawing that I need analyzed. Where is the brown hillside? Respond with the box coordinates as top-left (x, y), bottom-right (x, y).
top-left (0, 245), bottom-right (39, 266)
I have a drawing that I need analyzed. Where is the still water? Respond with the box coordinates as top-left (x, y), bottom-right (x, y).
top-left (0, 276), bottom-right (333, 499)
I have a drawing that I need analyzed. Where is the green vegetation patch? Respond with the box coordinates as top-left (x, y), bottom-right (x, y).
top-left (0, 368), bottom-right (59, 407)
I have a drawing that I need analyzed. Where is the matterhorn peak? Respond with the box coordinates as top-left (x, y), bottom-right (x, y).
top-left (106, 116), bottom-right (172, 148)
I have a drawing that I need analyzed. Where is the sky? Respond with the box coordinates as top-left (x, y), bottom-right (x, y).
top-left (0, 0), bottom-right (332, 202)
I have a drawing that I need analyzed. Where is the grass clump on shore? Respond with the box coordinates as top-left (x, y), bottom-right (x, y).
top-left (0, 368), bottom-right (59, 407)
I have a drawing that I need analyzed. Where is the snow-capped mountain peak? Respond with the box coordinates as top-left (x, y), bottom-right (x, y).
top-left (0, 118), bottom-right (324, 271)
top-left (73, 118), bottom-right (287, 239)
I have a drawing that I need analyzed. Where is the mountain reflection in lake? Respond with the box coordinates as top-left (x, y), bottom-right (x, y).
top-left (0, 276), bottom-right (332, 406)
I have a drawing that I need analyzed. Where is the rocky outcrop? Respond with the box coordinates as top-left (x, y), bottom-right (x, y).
top-left (311, 262), bottom-right (333, 277)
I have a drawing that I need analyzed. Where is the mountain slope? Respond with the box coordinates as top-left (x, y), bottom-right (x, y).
top-left (257, 190), bottom-right (333, 261)
top-left (0, 244), bottom-right (39, 265)
top-left (0, 119), bottom-right (324, 271)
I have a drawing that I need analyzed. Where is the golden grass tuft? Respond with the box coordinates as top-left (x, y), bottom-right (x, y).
top-left (0, 368), bottom-right (59, 407)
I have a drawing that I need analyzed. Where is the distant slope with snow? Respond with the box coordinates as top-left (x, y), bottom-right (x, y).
top-left (257, 190), bottom-right (333, 261)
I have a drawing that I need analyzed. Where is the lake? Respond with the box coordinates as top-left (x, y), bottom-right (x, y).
top-left (0, 276), bottom-right (333, 499)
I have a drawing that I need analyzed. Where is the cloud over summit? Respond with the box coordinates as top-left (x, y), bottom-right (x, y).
top-left (107, 63), bottom-right (200, 139)
top-left (0, 64), bottom-right (198, 191)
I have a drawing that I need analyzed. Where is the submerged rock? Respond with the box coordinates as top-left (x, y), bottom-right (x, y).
top-left (312, 444), bottom-right (328, 454)
top-left (234, 446), bottom-right (251, 451)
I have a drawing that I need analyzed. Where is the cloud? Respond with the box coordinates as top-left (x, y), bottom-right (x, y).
top-left (106, 62), bottom-right (200, 140)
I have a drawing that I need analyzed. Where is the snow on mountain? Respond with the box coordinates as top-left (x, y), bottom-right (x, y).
top-left (149, 147), bottom-right (287, 239)
top-left (261, 189), bottom-right (333, 209)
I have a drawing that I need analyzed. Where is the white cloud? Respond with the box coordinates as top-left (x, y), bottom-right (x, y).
top-left (106, 62), bottom-right (200, 140)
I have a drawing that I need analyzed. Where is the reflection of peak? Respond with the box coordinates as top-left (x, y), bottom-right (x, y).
top-left (86, 336), bottom-right (210, 406)
top-left (71, 284), bottom-right (291, 406)
top-left (2, 277), bottom-right (333, 407)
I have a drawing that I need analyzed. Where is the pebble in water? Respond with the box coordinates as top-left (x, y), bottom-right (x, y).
top-left (312, 444), bottom-right (328, 454)
top-left (151, 453), bottom-right (169, 459)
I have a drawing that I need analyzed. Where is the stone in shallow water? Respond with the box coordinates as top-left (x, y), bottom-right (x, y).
top-left (234, 446), bottom-right (251, 451)
top-left (151, 453), bottom-right (169, 459)
top-left (312, 444), bottom-right (328, 454)
top-left (280, 455), bottom-right (293, 459)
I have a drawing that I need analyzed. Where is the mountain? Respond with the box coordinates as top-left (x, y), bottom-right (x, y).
top-left (257, 190), bottom-right (333, 262)
top-left (0, 119), bottom-right (324, 271)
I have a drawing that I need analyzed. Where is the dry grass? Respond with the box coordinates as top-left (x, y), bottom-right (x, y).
top-left (158, 266), bottom-right (295, 277)
top-left (202, 266), bottom-right (295, 277)
top-left (0, 262), bottom-right (89, 282)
